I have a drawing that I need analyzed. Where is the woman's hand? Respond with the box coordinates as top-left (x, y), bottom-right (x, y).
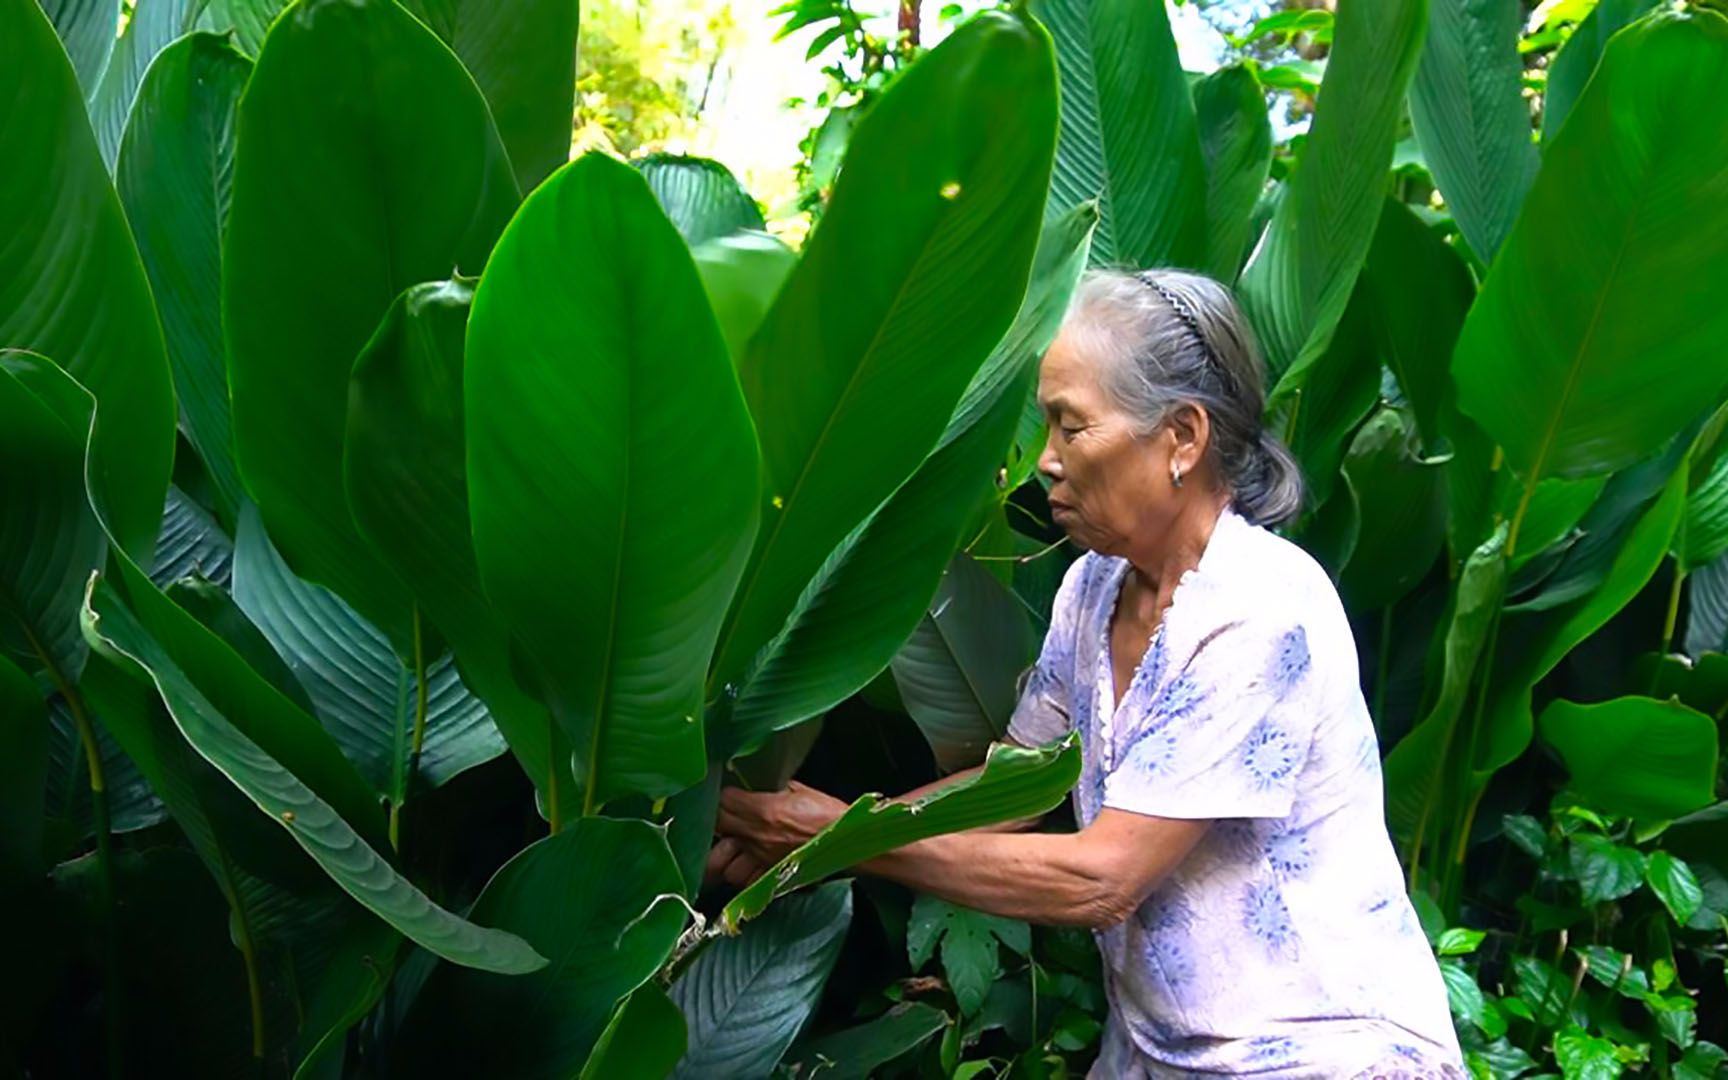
top-left (711, 780), bottom-right (850, 876)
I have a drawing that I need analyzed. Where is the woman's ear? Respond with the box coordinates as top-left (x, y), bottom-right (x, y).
top-left (1164, 403), bottom-right (1211, 473)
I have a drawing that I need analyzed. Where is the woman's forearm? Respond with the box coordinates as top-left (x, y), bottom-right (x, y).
top-left (859, 830), bottom-right (1125, 928)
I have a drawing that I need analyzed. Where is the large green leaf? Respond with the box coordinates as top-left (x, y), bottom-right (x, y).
top-left (1480, 466), bottom-right (1688, 778)
top-left (76, 653), bottom-right (402, 1072)
top-left (1687, 554), bottom-right (1728, 656)
top-left (719, 205), bottom-right (1094, 760)
top-left (1275, 286), bottom-right (1380, 511)
top-left (82, 574), bottom-right (544, 976)
top-left (1238, 0), bottom-right (1429, 379)
top-left (394, 819), bottom-right (687, 1078)
top-left (398, 0), bottom-right (579, 194)
top-left (579, 984), bottom-right (688, 1080)
top-left (152, 486), bottom-right (234, 588)
top-left (1382, 527), bottom-right (1507, 844)
top-left (0, 352), bottom-right (106, 685)
top-left (466, 153), bottom-right (759, 809)
top-left (1, 0), bottom-right (175, 560)
top-left (225, 0), bottom-right (520, 654)
top-left (784, 1003), bottom-right (948, 1080)
top-left (1452, 10), bottom-right (1728, 536)
top-left (343, 279), bottom-right (566, 807)
top-left (723, 735), bottom-right (1080, 929)
top-left (892, 553), bottom-right (1037, 772)
top-left (1408, 0), bottom-right (1539, 263)
top-left (38, 0), bottom-right (118, 93)
top-left (691, 231), bottom-right (799, 363)
top-left (1359, 201), bottom-right (1475, 454)
top-left (116, 32), bottom-right (251, 520)
top-left (1030, 0), bottom-right (1204, 270)
top-left (672, 880), bottom-right (853, 1080)
top-left (639, 154), bottom-right (767, 246)
top-left (232, 507), bottom-right (506, 801)
top-left (1541, 0), bottom-right (1662, 143)
top-left (1677, 405), bottom-right (1728, 572)
top-left (711, 12), bottom-right (1056, 692)
top-left (1338, 408), bottom-right (1448, 611)
top-left (0, 655), bottom-right (47, 883)
top-left (90, 0), bottom-right (289, 171)
top-left (1192, 63), bottom-right (1272, 282)
top-left (1538, 696), bottom-right (1718, 821)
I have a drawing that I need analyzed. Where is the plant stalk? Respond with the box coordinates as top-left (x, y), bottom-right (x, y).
top-left (1372, 601), bottom-right (1395, 726)
top-left (389, 610), bottom-right (431, 851)
top-left (1661, 563), bottom-right (1686, 656)
top-left (547, 709), bottom-right (563, 835)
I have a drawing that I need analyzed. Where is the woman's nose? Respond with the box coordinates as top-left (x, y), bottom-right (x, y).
top-left (1038, 438), bottom-right (1063, 481)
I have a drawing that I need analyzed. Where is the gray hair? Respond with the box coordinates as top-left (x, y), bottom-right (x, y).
top-left (1060, 268), bottom-right (1304, 527)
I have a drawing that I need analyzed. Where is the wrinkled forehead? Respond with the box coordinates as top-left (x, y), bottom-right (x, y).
top-left (1036, 326), bottom-right (1109, 412)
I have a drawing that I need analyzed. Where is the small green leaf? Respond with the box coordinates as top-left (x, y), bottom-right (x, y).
top-left (1502, 814), bottom-right (1549, 859)
top-left (1436, 927), bottom-right (1486, 956)
top-left (908, 894), bottom-right (1030, 1015)
top-left (1568, 834), bottom-right (1647, 905)
top-left (1646, 851), bottom-right (1704, 926)
top-left (1554, 1027), bottom-right (1625, 1080)
top-left (1440, 958), bottom-right (1492, 1034)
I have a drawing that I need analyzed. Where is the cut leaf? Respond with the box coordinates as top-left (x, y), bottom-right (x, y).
top-left (225, 0), bottom-right (520, 654)
top-left (723, 735), bottom-right (1079, 930)
top-left (710, 11), bottom-right (1057, 693)
top-left (398, 0), bottom-right (579, 193)
top-left (1453, 11), bottom-right (1728, 504)
top-left (467, 153), bottom-right (759, 808)
top-left (1031, 0), bottom-right (1205, 270)
top-left (672, 880), bottom-right (853, 1079)
top-left (395, 819), bottom-right (687, 1078)
top-left (1409, 0), bottom-right (1539, 262)
top-left (0, 0), bottom-right (175, 560)
top-left (639, 154), bottom-right (767, 246)
top-left (1238, 0), bottom-right (1429, 379)
top-left (1537, 696), bottom-right (1718, 821)
top-left (115, 32), bottom-right (252, 519)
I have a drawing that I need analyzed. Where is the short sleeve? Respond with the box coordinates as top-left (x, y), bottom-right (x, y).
top-left (1005, 555), bottom-right (1089, 748)
top-left (1102, 619), bottom-right (1316, 820)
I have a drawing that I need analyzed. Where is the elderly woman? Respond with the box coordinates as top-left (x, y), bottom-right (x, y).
top-left (710, 270), bottom-right (1463, 1079)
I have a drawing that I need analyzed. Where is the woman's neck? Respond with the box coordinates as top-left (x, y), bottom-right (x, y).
top-left (1121, 492), bottom-right (1230, 616)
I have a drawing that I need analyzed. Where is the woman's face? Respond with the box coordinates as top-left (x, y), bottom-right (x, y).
top-left (1036, 331), bottom-right (1197, 557)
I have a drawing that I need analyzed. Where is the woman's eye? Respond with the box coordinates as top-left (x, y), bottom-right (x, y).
top-left (1059, 425), bottom-right (1081, 439)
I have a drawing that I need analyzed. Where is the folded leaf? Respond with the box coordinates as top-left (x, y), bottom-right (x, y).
top-left (723, 735), bottom-right (1080, 930)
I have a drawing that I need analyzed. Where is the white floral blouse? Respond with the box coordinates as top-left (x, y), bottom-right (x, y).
top-left (1007, 508), bottom-right (1463, 1079)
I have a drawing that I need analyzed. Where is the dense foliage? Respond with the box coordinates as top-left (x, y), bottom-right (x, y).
top-left (3, 0), bottom-right (1726, 1077)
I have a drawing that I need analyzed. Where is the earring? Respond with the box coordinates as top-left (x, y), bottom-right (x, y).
top-left (1170, 460), bottom-right (1184, 489)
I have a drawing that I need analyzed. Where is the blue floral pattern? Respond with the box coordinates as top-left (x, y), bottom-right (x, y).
top-left (1006, 510), bottom-right (1463, 1079)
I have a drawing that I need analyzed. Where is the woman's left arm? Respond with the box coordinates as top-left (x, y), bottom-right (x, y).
top-left (715, 782), bottom-right (1207, 929)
